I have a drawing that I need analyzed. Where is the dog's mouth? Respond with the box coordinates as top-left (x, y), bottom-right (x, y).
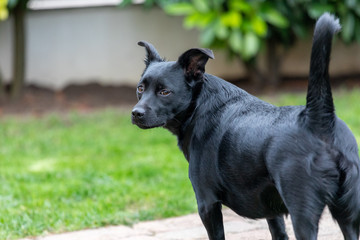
top-left (131, 117), bottom-right (166, 129)
top-left (131, 106), bottom-right (167, 129)
top-left (134, 122), bottom-right (165, 129)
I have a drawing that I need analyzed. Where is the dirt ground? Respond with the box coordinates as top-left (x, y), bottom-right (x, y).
top-left (1, 77), bottom-right (359, 116)
top-left (0, 83), bottom-right (138, 116)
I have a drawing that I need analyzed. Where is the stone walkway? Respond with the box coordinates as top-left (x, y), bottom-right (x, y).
top-left (22, 208), bottom-right (343, 240)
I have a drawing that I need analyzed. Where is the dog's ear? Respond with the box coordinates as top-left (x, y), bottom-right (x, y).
top-left (138, 41), bottom-right (163, 66)
top-left (178, 48), bottom-right (214, 80)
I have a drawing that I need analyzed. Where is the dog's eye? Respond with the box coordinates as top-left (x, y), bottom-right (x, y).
top-left (159, 89), bottom-right (171, 96)
top-left (137, 85), bottom-right (144, 94)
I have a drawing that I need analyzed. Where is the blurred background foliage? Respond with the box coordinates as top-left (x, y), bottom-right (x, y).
top-left (0, 0), bottom-right (8, 20)
top-left (122, 0), bottom-right (360, 87)
top-left (1, 0), bottom-right (359, 96)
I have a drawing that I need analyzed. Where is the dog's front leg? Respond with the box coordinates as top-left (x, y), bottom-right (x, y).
top-left (197, 200), bottom-right (225, 240)
top-left (189, 162), bottom-right (224, 239)
top-left (266, 216), bottom-right (289, 240)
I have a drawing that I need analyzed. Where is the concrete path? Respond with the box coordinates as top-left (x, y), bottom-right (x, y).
top-left (22, 208), bottom-right (343, 240)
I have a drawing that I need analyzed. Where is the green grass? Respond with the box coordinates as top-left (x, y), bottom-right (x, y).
top-left (0, 110), bottom-right (195, 239)
top-left (0, 88), bottom-right (360, 239)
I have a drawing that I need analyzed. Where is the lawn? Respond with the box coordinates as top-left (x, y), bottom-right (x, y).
top-left (0, 88), bottom-right (360, 239)
top-left (0, 110), bottom-right (194, 239)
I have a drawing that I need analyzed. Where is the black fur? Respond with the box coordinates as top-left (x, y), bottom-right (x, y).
top-left (132, 13), bottom-right (360, 240)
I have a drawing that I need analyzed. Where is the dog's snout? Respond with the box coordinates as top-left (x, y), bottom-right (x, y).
top-left (132, 107), bottom-right (145, 119)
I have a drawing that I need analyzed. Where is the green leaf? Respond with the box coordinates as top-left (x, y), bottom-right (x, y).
top-left (0, 8), bottom-right (8, 20)
top-left (193, 0), bottom-right (208, 13)
top-left (307, 3), bottom-right (335, 18)
top-left (214, 19), bottom-right (229, 39)
top-left (164, 3), bottom-right (195, 16)
top-left (184, 14), bottom-right (200, 29)
top-left (262, 8), bottom-right (289, 28)
top-left (356, 21), bottom-right (360, 43)
top-left (342, 13), bottom-right (355, 43)
top-left (241, 19), bottom-right (253, 32)
top-left (251, 15), bottom-right (267, 37)
top-left (144, 0), bottom-right (157, 8)
top-left (220, 11), bottom-right (242, 28)
top-left (355, 3), bottom-right (360, 17)
top-left (229, 0), bottom-right (252, 13)
top-left (242, 32), bottom-right (260, 59)
top-left (118, 0), bottom-right (131, 8)
top-left (345, 0), bottom-right (356, 8)
top-left (200, 26), bottom-right (216, 47)
top-left (7, 0), bottom-right (19, 9)
top-left (229, 30), bottom-right (243, 54)
top-left (184, 12), bottom-right (216, 29)
top-left (293, 24), bottom-right (308, 39)
top-left (337, 2), bottom-right (347, 16)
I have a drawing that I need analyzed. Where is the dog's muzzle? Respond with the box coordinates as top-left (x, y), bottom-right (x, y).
top-left (131, 105), bottom-right (166, 129)
top-left (132, 106), bottom-right (145, 120)
top-left (131, 106), bottom-right (146, 127)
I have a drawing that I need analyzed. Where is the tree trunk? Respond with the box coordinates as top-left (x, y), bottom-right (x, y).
top-left (265, 38), bottom-right (282, 90)
top-left (0, 68), bottom-right (5, 100)
top-left (11, 2), bottom-right (26, 98)
top-left (243, 58), bottom-right (264, 90)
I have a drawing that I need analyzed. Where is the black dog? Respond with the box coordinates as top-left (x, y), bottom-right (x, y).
top-left (132, 13), bottom-right (360, 240)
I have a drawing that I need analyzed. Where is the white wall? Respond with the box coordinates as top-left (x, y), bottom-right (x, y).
top-left (279, 38), bottom-right (360, 76)
top-left (0, 6), bottom-right (244, 90)
top-left (0, 6), bottom-right (359, 90)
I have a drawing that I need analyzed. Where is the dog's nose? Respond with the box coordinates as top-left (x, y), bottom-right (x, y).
top-left (132, 107), bottom-right (145, 119)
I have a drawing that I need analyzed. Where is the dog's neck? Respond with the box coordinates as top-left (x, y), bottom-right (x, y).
top-left (164, 78), bottom-right (205, 159)
top-left (164, 74), bottom-right (243, 159)
top-left (164, 73), bottom-right (264, 160)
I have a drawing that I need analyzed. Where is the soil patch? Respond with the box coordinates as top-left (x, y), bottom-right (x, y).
top-left (1, 77), bottom-right (359, 116)
top-left (0, 83), bottom-right (137, 116)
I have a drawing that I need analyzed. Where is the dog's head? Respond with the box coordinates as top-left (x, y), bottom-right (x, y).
top-left (131, 41), bottom-right (214, 129)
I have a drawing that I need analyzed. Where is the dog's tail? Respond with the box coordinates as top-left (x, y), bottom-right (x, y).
top-left (301, 13), bottom-right (341, 141)
top-left (304, 13), bottom-right (360, 224)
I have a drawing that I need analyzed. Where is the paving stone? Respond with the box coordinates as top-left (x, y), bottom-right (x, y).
top-left (224, 220), bottom-right (268, 234)
top-left (20, 207), bottom-right (344, 240)
top-left (227, 230), bottom-right (271, 240)
top-left (134, 213), bottom-right (204, 234)
top-left (26, 225), bottom-right (150, 240)
top-left (120, 236), bottom-right (159, 240)
top-left (155, 226), bottom-right (207, 240)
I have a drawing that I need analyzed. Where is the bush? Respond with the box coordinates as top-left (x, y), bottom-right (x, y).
top-left (121, 0), bottom-right (360, 87)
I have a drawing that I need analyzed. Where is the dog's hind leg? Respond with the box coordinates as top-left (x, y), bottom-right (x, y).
top-left (277, 170), bottom-right (330, 240)
top-left (268, 155), bottom-right (328, 240)
top-left (290, 207), bottom-right (324, 240)
top-left (335, 218), bottom-right (359, 240)
top-left (274, 168), bottom-right (327, 240)
top-left (328, 204), bottom-right (360, 240)
top-left (266, 216), bottom-right (289, 240)
top-left (278, 184), bottom-right (325, 240)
